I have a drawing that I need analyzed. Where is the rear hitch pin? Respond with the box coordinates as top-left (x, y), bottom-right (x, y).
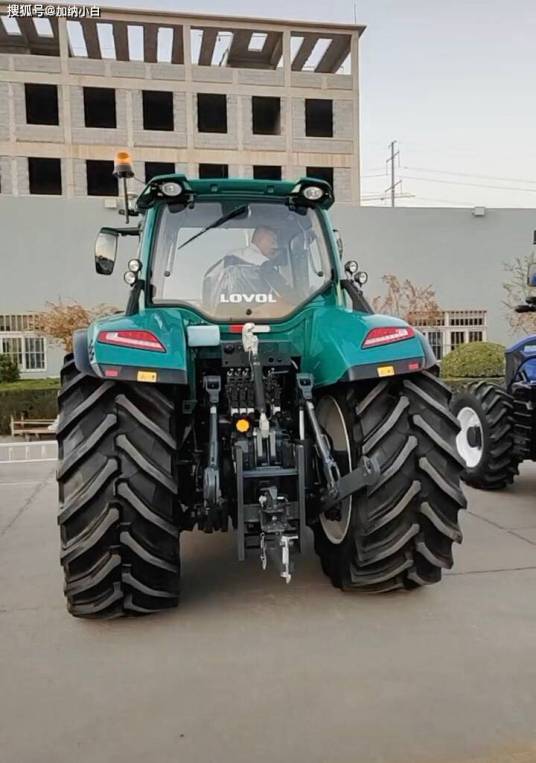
top-left (260, 532), bottom-right (267, 571)
top-left (280, 534), bottom-right (298, 584)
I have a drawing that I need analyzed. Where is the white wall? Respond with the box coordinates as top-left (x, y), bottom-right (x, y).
top-left (0, 198), bottom-right (534, 375)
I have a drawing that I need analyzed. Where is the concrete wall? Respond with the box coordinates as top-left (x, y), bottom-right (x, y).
top-left (0, 198), bottom-right (533, 376)
top-left (331, 206), bottom-right (535, 347)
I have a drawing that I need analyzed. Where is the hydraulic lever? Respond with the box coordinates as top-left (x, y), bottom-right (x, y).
top-left (242, 322), bottom-right (270, 438)
top-left (202, 375), bottom-right (222, 530)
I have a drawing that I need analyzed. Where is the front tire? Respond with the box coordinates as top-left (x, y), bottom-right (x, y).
top-left (313, 372), bottom-right (466, 592)
top-left (451, 381), bottom-right (518, 490)
top-left (57, 355), bottom-right (181, 618)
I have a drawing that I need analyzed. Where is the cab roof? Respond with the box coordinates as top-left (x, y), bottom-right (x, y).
top-left (136, 174), bottom-right (334, 210)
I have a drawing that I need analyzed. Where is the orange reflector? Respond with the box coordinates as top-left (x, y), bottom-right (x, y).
top-left (235, 418), bottom-right (250, 433)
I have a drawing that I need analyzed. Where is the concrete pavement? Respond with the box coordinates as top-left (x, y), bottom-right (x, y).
top-left (1, 459), bottom-right (536, 763)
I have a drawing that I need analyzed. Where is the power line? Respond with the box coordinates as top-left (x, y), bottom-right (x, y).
top-left (401, 175), bottom-right (536, 193)
top-left (403, 165), bottom-right (536, 186)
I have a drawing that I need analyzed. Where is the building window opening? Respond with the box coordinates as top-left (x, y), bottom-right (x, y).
top-left (28, 157), bottom-right (62, 195)
top-left (86, 160), bottom-right (118, 196)
top-left (253, 165), bottom-right (282, 180)
top-left (83, 87), bottom-right (117, 128)
top-left (0, 315), bottom-right (46, 372)
top-left (306, 166), bottom-right (333, 188)
top-left (197, 93), bottom-right (227, 133)
top-left (198, 164), bottom-right (229, 179)
top-left (252, 96), bottom-right (281, 135)
top-left (24, 337), bottom-right (46, 370)
top-left (142, 91), bottom-right (174, 131)
top-left (305, 98), bottom-right (333, 137)
top-left (25, 84), bottom-right (59, 126)
top-left (145, 162), bottom-right (175, 182)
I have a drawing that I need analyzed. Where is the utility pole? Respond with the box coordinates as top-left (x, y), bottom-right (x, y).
top-left (385, 140), bottom-right (401, 206)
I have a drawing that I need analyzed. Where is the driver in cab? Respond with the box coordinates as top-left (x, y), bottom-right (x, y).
top-left (230, 226), bottom-right (293, 301)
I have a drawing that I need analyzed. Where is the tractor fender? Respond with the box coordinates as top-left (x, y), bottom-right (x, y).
top-left (87, 311), bottom-right (188, 385)
top-left (303, 309), bottom-right (438, 386)
top-left (413, 328), bottom-right (439, 372)
top-left (73, 329), bottom-right (98, 378)
top-left (505, 335), bottom-right (536, 387)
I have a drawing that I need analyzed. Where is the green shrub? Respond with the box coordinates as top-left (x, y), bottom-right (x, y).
top-left (441, 342), bottom-right (505, 379)
top-left (0, 354), bottom-right (20, 383)
top-left (0, 379), bottom-right (59, 434)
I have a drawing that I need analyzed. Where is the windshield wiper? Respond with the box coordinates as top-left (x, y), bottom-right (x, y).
top-left (164, 205), bottom-right (248, 277)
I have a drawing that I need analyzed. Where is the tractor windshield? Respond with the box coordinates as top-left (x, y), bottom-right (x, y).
top-left (150, 201), bottom-right (333, 320)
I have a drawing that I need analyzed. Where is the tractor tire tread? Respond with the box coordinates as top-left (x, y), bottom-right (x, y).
top-left (452, 381), bottom-right (519, 489)
top-left (313, 371), bottom-right (466, 592)
top-left (57, 354), bottom-right (181, 618)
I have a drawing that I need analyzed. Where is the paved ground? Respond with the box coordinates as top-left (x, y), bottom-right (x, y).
top-left (1, 457), bottom-right (536, 763)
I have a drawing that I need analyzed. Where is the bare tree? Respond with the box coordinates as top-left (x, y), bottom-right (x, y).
top-left (35, 301), bottom-right (117, 353)
top-left (372, 275), bottom-right (442, 325)
top-left (502, 255), bottom-right (536, 334)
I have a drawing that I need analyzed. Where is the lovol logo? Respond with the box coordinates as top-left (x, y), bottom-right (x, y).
top-left (220, 293), bottom-right (277, 304)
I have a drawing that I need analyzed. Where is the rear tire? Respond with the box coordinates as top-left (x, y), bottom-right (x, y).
top-left (451, 381), bottom-right (518, 490)
top-left (57, 354), bottom-right (181, 618)
top-left (312, 371), bottom-right (466, 592)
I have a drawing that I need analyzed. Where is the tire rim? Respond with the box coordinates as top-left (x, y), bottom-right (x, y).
top-left (316, 396), bottom-right (352, 545)
top-left (456, 406), bottom-right (484, 468)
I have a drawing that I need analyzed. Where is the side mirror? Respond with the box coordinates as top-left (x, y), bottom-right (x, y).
top-left (333, 229), bottom-right (344, 258)
top-left (528, 263), bottom-right (536, 288)
top-left (95, 228), bottom-right (119, 275)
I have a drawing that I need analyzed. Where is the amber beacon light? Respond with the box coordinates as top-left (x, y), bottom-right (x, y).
top-left (113, 150), bottom-right (134, 223)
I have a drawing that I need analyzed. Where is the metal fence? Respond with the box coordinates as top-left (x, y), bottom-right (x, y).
top-left (0, 440), bottom-right (58, 464)
top-left (412, 309), bottom-right (487, 360)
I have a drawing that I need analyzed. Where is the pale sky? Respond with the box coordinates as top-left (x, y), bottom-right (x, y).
top-left (103, 0), bottom-right (536, 208)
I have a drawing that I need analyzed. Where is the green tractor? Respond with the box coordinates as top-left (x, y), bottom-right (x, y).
top-left (57, 154), bottom-right (467, 618)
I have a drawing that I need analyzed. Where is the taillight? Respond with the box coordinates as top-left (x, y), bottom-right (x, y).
top-left (362, 326), bottom-right (414, 348)
top-left (97, 330), bottom-right (166, 352)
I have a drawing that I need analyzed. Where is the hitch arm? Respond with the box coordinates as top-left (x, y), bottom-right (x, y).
top-left (296, 374), bottom-right (340, 496)
top-left (318, 456), bottom-right (380, 514)
top-left (295, 374), bottom-right (380, 514)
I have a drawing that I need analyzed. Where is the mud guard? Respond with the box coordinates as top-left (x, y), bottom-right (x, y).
top-left (73, 329), bottom-right (98, 377)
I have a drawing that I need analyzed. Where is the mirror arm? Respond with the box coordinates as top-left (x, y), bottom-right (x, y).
top-left (341, 279), bottom-right (373, 314)
top-left (125, 279), bottom-right (144, 316)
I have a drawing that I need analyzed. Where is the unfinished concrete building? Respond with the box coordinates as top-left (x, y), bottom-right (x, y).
top-left (0, 5), bottom-right (364, 203)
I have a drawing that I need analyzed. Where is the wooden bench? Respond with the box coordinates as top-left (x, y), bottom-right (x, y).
top-left (10, 416), bottom-right (57, 440)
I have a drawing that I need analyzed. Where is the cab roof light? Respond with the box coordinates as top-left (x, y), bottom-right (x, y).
top-left (289, 177), bottom-right (334, 209)
top-left (136, 174), bottom-right (193, 211)
top-left (362, 326), bottom-right (415, 348)
top-left (97, 330), bottom-right (166, 352)
top-left (303, 185), bottom-right (324, 201)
